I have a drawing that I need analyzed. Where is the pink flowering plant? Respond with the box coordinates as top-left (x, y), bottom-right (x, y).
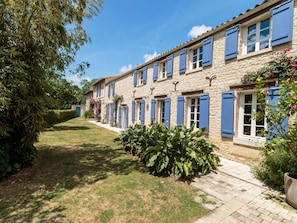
top-left (249, 49), bottom-right (297, 191)
top-left (242, 48), bottom-right (297, 84)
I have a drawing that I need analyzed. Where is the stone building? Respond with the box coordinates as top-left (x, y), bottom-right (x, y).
top-left (88, 0), bottom-right (296, 161)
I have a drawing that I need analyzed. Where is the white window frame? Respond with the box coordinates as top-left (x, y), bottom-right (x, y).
top-left (138, 70), bottom-right (144, 85)
top-left (159, 61), bottom-right (167, 80)
top-left (187, 96), bottom-right (200, 130)
top-left (188, 44), bottom-right (203, 71)
top-left (241, 13), bottom-right (271, 55)
top-left (157, 99), bottom-right (165, 124)
top-left (234, 90), bottom-right (267, 147)
top-left (135, 101), bottom-right (141, 123)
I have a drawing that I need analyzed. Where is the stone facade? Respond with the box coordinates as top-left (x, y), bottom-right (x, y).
top-left (89, 0), bottom-right (297, 161)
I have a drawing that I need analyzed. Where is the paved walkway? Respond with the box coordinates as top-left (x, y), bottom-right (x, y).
top-left (89, 120), bottom-right (297, 223)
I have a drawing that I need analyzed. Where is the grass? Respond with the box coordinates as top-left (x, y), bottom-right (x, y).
top-left (0, 118), bottom-right (209, 223)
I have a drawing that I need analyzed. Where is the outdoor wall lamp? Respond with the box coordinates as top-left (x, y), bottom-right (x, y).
top-left (173, 81), bottom-right (179, 91)
top-left (205, 75), bottom-right (217, 87)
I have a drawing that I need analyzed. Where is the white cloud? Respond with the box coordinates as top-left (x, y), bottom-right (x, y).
top-left (119, 64), bottom-right (133, 73)
top-left (187, 25), bottom-right (212, 38)
top-left (66, 73), bottom-right (90, 86)
top-left (143, 51), bottom-right (160, 62)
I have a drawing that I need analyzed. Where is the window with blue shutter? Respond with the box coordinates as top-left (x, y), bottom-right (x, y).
top-left (225, 26), bottom-right (239, 60)
top-left (106, 104), bottom-right (109, 124)
top-left (140, 100), bottom-right (145, 124)
top-left (118, 106), bottom-right (122, 128)
top-left (176, 96), bottom-right (184, 127)
top-left (202, 37), bottom-right (213, 67)
top-left (271, 0), bottom-right (294, 47)
top-left (221, 91), bottom-right (235, 138)
top-left (125, 106), bottom-right (129, 128)
top-left (153, 62), bottom-right (158, 81)
top-left (164, 98), bottom-right (171, 128)
top-left (179, 49), bottom-right (187, 74)
top-left (112, 82), bottom-right (115, 96)
top-left (96, 85), bottom-right (99, 97)
top-left (143, 66), bottom-right (147, 84)
top-left (166, 55), bottom-right (173, 77)
top-left (267, 86), bottom-right (288, 139)
top-left (132, 101), bottom-right (135, 122)
top-left (151, 99), bottom-right (156, 123)
top-left (108, 84), bottom-right (110, 98)
top-left (133, 71), bottom-right (137, 87)
top-left (200, 94), bottom-right (210, 134)
top-left (111, 103), bottom-right (115, 126)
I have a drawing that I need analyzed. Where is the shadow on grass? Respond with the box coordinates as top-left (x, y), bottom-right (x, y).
top-left (0, 143), bottom-right (145, 222)
top-left (44, 125), bottom-right (90, 131)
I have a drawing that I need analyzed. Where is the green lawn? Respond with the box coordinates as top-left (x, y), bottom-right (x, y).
top-left (0, 118), bottom-right (209, 223)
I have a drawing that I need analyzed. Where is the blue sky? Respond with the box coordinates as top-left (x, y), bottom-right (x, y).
top-left (68, 0), bottom-right (263, 86)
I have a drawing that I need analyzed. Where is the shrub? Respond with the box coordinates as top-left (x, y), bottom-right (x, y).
top-left (44, 110), bottom-right (76, 127)
top-left (254, 148), bottom-right (297, 192)
top-left (119, 123), bottom-right (219, 180)
top-left (84, 109), bottom-right (94, 119)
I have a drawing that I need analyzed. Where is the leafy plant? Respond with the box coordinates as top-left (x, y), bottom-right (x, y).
top-left (119, 123), bottom-right (219, 180)
top-left (244, 49), bottom-right (297, 191)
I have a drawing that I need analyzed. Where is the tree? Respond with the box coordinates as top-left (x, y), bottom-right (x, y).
top-left (80, 78), bottom-right (98, 105)
top-left (47, 78), bottom-right (82, 109)
top-left (0, 0), bottom-right (102, 177)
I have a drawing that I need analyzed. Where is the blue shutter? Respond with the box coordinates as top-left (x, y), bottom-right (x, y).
top-left (96, 85), bottom-right (99, 97)
top-left (108, 84), bottom-right (110, 98)
top-left (106, 104), bottom-right (109, 124)
top-left (225, 26), bottom-right (239, 60)
top-left (153, 62), bottom-right (158, 81)
top-left (132, 101), bottom-right (135, 123)
top-left (133, 71), bottom-right (137, 87)
top-left (271, 0), bottom-right (294, 46)
top-left (143, 66), bottom-right (147, 84)
top-left (221, 91), bottom-right (235, 138)
top-left (112, 82), bottom-right (115, 96)
top-left (200, 94), bottom-right (210, 134)
top-left (176, 96), bottom-right (184, 127)
top-left (125, 106), bottom-right (129, 128)
top-left (118, 106), bottom-right (122, 128)
top-left (151, 99), bottom-right (156, 123)
top-left (164, 98), bottom-right (171, 128)
top-left (202, 37), bottom-right (213, 67)
top-left (166, 54), bottom-right (173, 77)
top-left (179, 49), bottom-right (187, 74)
top-left (267, 86), bottom-right (288, 139)
top-left (140, 100), bottom-right (145, 124)
top-left (111, 103), bottom-right (114, 125)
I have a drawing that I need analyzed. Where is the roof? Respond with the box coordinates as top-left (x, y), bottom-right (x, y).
top-left (100, 0), bottom-right (280, 83)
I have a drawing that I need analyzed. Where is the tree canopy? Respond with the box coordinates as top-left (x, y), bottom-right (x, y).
top-left (0, 0), bottom-right (103, 177)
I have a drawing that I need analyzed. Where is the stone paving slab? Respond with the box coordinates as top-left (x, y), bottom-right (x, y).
top-left (192, 157), bottom-right (297, 223)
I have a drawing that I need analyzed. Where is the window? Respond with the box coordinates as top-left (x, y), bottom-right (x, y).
top-left (238, 92), bottom-right (266, 138)
top-left (244, 18), bottom-right (271, 54)
top-left (157, 100), bottom-right (165, 124)
top-left (190, 47), bottom-right (203, 70)
top-left (138, 70), bottom-right (144, 85)
top-left (159, 61), bottom-right (166, 79)
top-left (193, 48), bottom-right (203, 69)
top-left (188, 97), bottom-right (200, 129)
top-left (137, 101), bottom-right (142, 122)
top-left (134, 100), bottom-right (145, 123)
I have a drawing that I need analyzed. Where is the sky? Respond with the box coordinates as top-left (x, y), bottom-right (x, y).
top-left (67, 0), bottom-right (264, 86)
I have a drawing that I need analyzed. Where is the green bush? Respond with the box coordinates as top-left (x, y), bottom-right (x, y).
top-left (84, 109), bottom-right (94, 119)
top-left (119, 123), bottom-right (219, 180)
top-left (254, 148), bottom-right (297, 192)
top-left (44, 110), bottom-right (76, 127)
